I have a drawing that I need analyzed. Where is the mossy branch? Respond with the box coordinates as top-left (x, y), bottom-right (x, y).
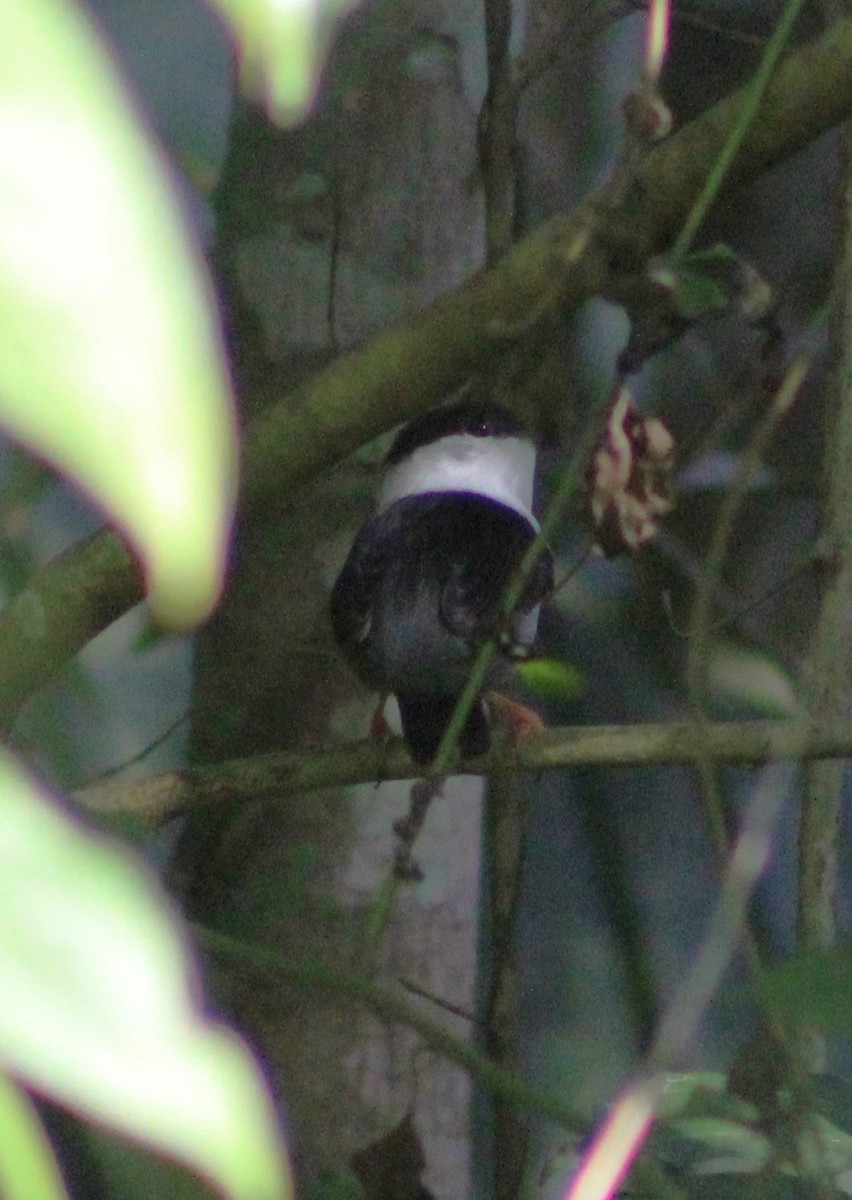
top-left (2, 15), bottom-right (852, 727)
top-left (76, 716), bottom-right (852, 828)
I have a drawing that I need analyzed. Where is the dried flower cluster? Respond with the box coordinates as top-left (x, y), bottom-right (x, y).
top-left (588, 387), bottom-right (675, 555)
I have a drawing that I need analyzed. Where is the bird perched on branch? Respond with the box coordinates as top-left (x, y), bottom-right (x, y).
top-left (330, 398), bottom-right (553, 763)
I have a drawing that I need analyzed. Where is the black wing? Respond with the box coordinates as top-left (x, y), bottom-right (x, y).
top-left (329, 508), bottom-right (400, 656)
top-left (330, 493), bottom-right (552, 678)
top-left (434, 498), bottom-right (553, 642)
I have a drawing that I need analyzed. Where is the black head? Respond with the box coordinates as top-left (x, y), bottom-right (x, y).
top-left (386, 400), bottom-right (525, 465)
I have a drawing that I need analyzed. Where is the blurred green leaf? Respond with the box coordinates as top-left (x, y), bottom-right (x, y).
top-left (517, 658), bottom-right (585, 702)
top-left (0, 1072), bottom-right (67, 1200)
top-left (83, 1125), bottom-right (221, 1200)
top-left (0, 750), bottom-right (292, 1200)
top-left (707, 641), bottom-right (798, 717)
top-left (655, 1072), bottom-right (757, 1124)
top-left (669, 269), bottom-right (730, 320)
top-left (669, 1116), bottom-right (770, 1169)
top-left (766, 946), bottom-right (852, 1036)
top-left (211, 0), bottom-right (357, 123)
top-left (0, 0), bottom-right (236, 630)
top-left (650, 244), bottom-right (772, 324)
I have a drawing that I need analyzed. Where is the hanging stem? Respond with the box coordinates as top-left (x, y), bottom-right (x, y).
top-left (672, 0), bottom-right (808, 260)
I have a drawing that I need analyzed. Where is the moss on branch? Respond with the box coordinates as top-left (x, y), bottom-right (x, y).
top-left (241, 13), bottom-right (852, 508)
top-left (76, 717), bottom-right (852, 828)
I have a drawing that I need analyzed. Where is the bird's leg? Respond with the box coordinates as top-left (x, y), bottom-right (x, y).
top-left (393, 777), bottom-right (444, 882)
top-left (369, 693), bottom-right (393, 745)
top-left (367, 694), bottom-right (395, 789)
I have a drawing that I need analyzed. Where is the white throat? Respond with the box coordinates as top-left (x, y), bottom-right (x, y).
top-left (379, 433), bottom-right (539, 530)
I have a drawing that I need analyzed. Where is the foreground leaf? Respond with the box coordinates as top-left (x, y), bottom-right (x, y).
top-left (0, 1072), bottom-right (67, 1200)
top-left (211, 0), bottom-right (356, 122)
top-left (0, 751), bottom-right (291, 1200)
top-left (0, 0), bottom-right (236, 629)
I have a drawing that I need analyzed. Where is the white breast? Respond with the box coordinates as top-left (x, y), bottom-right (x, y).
top-left (379, 433), bottom-right (539, 530)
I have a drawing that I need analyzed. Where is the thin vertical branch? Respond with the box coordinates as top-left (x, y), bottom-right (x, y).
top-left (685, 344), bottom-right (813, 862)
top-left (481, 0), bottom-right (517, 265)
top-left (480, 4), bottom-right (525, 1190)
top-left (481, 765), bottom-right (528, 1200)
top-left (797, 52), bottom-right (852, 1066)
top-left (566, 763), bottom-right (792, 1200)
top-left (672, 0), bottom-right (807, 260)
top-left (685, 350), bottom-right (814, 698)
top-left (579, 786), bottom-right (660, 1050)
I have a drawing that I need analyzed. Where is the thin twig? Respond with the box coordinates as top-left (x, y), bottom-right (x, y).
top-left (481, 0), bottom-right (516, 263)
top-left (686, 339), bottom-right (817, 713)
top-left (397, 976), bottom-right (481, 1024)
top-left (683, 338), bottom-right (815, 914)
top-left (659, 531), bottom-right (816, 667)
top-left (672, 0), bottom-right (808, 260)
top-left (73, 712), bottom-right (187, 788)
top-left (196, 924), bottom-right (587, 1134)
top-left (482, 763), bottom-right (529, 1200)
top-left (679, 337), bottom-right (828, 1185)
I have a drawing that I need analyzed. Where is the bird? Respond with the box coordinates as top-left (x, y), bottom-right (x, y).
top-left (330, 398), bottom-right (553, 763)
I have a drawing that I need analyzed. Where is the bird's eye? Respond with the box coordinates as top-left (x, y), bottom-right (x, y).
top-left (471, 419), bottom-right (493, 437)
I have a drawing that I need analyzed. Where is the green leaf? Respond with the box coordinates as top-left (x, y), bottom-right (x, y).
top-left (210, 0), bottom-right (357, 123)
top-left (517, 658), bottom-right (585, 702)
top-left (0, 750), bottom-right (292, 1200)
top-left (679, 245), bottom-right (742, 273)
top-left (668, 1116), bottom-right (770, 1169)
top-left (83, 1126), bottom-right (222, 1200)
top-left (0, 1073), bottom-right (67, 1200)
top-left (0, 0), bottom-right (237, 630)
top-left (652, 245), bottom-right (744, 321)
top-left (707, 641), bottom-right (798, 717)
top-left (655, 1072), bottom-right (757, 1124)
top-left (766, 946), bottom-right (852, 1036)
top-left (670, 270), bottom-right (730, 320)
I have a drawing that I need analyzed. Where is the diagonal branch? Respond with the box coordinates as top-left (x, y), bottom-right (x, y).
top-left (2, 15), bottom-right (852, 728)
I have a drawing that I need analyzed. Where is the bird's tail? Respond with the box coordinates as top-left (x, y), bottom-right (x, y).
top-left (397, 694), bottom-right (490, 764)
